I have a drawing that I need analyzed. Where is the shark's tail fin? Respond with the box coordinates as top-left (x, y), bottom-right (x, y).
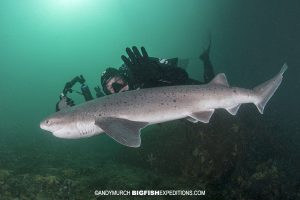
top-left (253, 63), bottom-right (288, 114)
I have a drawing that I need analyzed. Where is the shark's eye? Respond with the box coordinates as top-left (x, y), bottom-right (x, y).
top-left (46, 120), bottom-right (50, 124)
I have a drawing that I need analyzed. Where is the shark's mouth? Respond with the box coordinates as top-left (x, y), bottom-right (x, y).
top-left (52, 129), bottom-right (64, 137)
top-left (53, 128), bottom-right (74, 138)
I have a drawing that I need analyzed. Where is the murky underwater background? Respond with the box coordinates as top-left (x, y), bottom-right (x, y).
top-left (0, 0), bottom-right (300, 199)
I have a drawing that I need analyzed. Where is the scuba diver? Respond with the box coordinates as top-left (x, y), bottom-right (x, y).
top-left (56, 41), bottom-right (215, 111)
top-left (101, 41), bottom-right (214, 95)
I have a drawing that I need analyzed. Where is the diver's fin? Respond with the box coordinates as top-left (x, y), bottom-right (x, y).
top-left (253, 64), bottom-right (287, 114)
top-left (209, 73), bottom-right (229, 87)
top-left (226, 104), bottom-right (241, 115)
top-left (188, 110), bottom-right (214, 123)
top-left (186, 117), bottom-right (198, 123)
top-left (95, 117), bottom-right (149, 148)
top-left (199, 34), bottom-right (211, 61)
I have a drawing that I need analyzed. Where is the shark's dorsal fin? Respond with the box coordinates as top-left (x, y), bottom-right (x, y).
top-left (209, 73), bottom-right (229, 87)
top-left (95, 117), bottom-right (149, 148)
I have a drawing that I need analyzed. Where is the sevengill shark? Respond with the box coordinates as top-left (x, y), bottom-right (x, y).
top-left (40, 64), bottom-right (287, 147)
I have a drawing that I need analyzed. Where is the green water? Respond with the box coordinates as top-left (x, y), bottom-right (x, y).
top-left (0, 0), bottom-right (300, 199)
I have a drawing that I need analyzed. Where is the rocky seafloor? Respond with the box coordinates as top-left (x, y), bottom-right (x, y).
top-left (0, 106), bottom-right (299, 200)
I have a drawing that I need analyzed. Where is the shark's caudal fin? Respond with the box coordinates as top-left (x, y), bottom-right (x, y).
top-left (254, 64), bottom-right (288, 114)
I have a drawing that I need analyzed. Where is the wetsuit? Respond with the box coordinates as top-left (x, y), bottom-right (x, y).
top-left (116, 46), bottom-right (214, 91)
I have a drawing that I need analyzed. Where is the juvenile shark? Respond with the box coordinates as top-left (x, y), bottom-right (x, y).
top-left (40, 64), bottom-right (287, 147)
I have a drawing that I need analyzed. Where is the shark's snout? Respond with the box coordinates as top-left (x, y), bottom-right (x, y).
top-left (40, 120), bottom-right (50, 132)
top-left (39, 116), bottom-right (79, 138)
top-left (40, 121), bottom-right (45, 130)
top-left (40, 118), bottom-right (59, 133)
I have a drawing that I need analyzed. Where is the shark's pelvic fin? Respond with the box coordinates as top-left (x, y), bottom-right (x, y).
top-left (226, 104), bottom-right (241, 115)
top-left (209, 73), bottom-right (229, 87)
top-left (254, 64), bottom-right (288, 114)
top-left (188, 110), bottom-right (214, 123)
top-left (95, 117), bottom-right (149, 148)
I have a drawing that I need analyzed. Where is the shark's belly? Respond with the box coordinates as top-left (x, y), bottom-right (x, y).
top-left (126, 107), bottom-right (187, 124)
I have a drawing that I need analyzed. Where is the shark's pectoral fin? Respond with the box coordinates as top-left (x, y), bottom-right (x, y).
top-left (95, 117), bottom-right (149, 148)
top-left (188, 110), bottom-right (214, 123)
top-left (226, 104), bottom-right (241, 115)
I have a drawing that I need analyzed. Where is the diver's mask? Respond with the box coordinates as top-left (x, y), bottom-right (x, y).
top-left (101, 68), bottom-right (130, 95)
top-left (105, 76), bottom-right (129, 94)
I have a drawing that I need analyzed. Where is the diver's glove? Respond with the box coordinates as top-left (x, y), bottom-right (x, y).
top-left (121, 46), bottom-right (163, 84)
top-left (94, 86), bottom-right (105, 98)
